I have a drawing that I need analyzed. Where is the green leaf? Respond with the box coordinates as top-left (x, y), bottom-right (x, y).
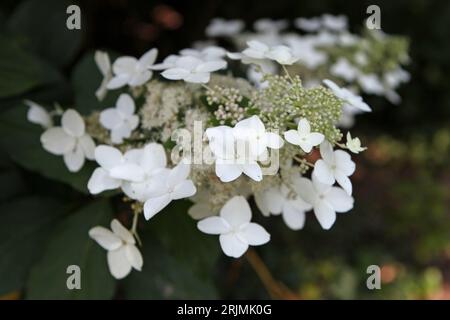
top-left (26, 199), bottom-right (116, 299)
top-left (124, 201), bottom-right (220, 299)
top-left (7, 0), bottom-right (83, 67)
top-left (0, 196), bottom-right (65, 295)
top-left (0, 104), bottom-right (94, 193)
top-left (71, 51), bottom-right (121, 115)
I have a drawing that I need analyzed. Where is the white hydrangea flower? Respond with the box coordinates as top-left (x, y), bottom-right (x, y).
top-left (94, 50), bottom-right (112, 100)
top-left (107, 48), bottom-right (158, 89)
top-left (99, 94), bottom-right (139, 144)
top-left (284, 36), bottom-right (327, 69)
top-left (143, 162), bottom-right (197, 220)
top-left (25, 100), bottom-right (53, 128)
top-left (161, 56), bottom-right (226, 84)
top-left (330, 58), bottom-right (360, 82)
top-left (346, 132), bottom-right (367, 154)
top-left (197, 196), bottom-right (270, 258)
top-left (179, 46), bottom-right (227, 61)
top-left (206, 18), bottom-right (244, 37)
top-left (238, 40), bottom-right (298, 65)
top-left (295, 175), bottom-right (354, 230)
top-left (150, 54), bottom-right (180, 70)
top-left (294, 17), bottom-right (322, 32)
top-left (253, 19), bottom-right (288, 33)
top-left (313, 141), bottom-right (355, 195)
top-left (40, 109), bottom-right (95, 172)
top-left (323, 79), bottom-right (372, 112)
top-left (89, 219), bottom-right (143, 279)
top-left (284, 118), bottom-right (324, 153)
top-left (358, 74), bottom-right (385, 95)
top-left (255, 182), bottom-right (313, 230)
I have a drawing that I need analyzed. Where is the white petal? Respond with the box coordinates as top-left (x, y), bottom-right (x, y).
top-left (326, 187), bottom-right (354, 212)
top-left (79, 134), bottom-right (96, 160)
top-left (111, 219), bottom-right (135, 244)
top-left (94, 51), bottom-right (111, 76)
top-left (254, 193), bottom-right (270, 217)
top-left (125, 244), bottom-right (143, 271)
top-left (215, 163), bottom-right (242, 182)
top-left (221, 196), bottom-right (252, 228)
top-left (140, 143), bottom-right (167, 173)
top-left (299, 141), bottom-right (313, 153)
top-left (284, 130), bottom-right (301, 146)
top-left (297, 118), bottom-right (311, 135)
top-left (116, 94), bottom-right (135, 115)
top-left (107, 75), bottom-right (130, 89)
top-left (62, 109), bottom-right (85, 137)
top-left (293, 177), bottom-right (316, 205)
top-left (110, 125), bottom-right (132, 144)
top-left (314, 200), bottom-right (336, 230)
top-left (161, 68), bottom-right (190, 80)
top-left (184, 72), bottom-right (210, 83)
top-left (139, 48), bottom-right (158, 67)
top-left (320, 141), bottom-right (335, 164)
top-left (167, 162), bottom-right (190, 188)
top-left (129, 70), bottom-right (152, 87)
top-left (282, 203), bottom-right (306, 230)
top-left (88, 167), bottom-right (121, 194)
top-left (241, 223), bottom-right (270, 245)
top-left (197, 216), bottom-right (231, 235)
top-left (95, 145), bottom-right (123, 170)
top-left (308, 133), bottom-right (325, 146)
top-left (219, 233), bottom-right (249, 258)
top-left (171, 180), bottom-right (196, 200)
top-left (63, 144), bottom-right (85, 172)
top-left (335, 171), bottom-right (353, 195)
top-left (26, 101), bottom-right (52, 128)
top-left (189, 202), bottom-right (215, 220)
top-left (89, 226), bottom-right (122, 250)
top-left (143, 194), bottom-right (172, 220)
top-left (109, 163), bottom-right (145, 182)
top-left (335, 150), bottom-right (355, 176)
top-left (107, 247), bottom-right (132, 279)
top-left (112, 57), bottom-right (137, 75)
top-left (195, 60), bottom-right (226, 73)
top-left (313, 160), bottom-right (335, 185)
top-left (41, 127), bottom-right (76, 155)
top-left (265, 132), bottom-right (284, 149)
top-left (242, 163), bottom-right (262, 181)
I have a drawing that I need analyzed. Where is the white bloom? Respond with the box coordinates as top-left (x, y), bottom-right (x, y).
top-left (99, 94), bottom-right (139, 144)
top-left (94, 51), bottom-right (112, 100)
top-left (238, 40), bottom-right (298, 65)
top-left (161, 56), bottom-right (226, 83)
top-left (284, 118), bottom-right (324, 153)
top-left (25, 100), bottom-right (52, 128)
top-left (295, 175), bottom-right (354, 230)
top-left (143, 162), bottom-right (196, 220)
top-left (150, 54), bottom-right (180, 70)
top-left (358, 74), bottom-right (385, 95)
top-left (89, 219), bottom-right (143, 279)
top-left (180, 46), bottom-right (227, 61)
top-left (107, 48), bottom-right (158, 89)
top-left (40, 109), bottom-right (95, 172)
top-left (323, 79), bottom-right (372, 112)
top-left (197, 196), bottom-right (270, 258)
top-left (206, 125), bottom-right (263, 182)
top-left (206, 18), bottom-right (244, 37)
top-left (284, 36), bottom-right (327, 69)
top-left (255, 183), bottom-right (312, 230)
top-left (87, 145), bottom-right (147, 194)
top-left (321, 14), bottom-right (348, 32)
top-left (384, 68), bottom-right (410, 89)
top-left (294, 17), bottom-right (322, 32)
top-left (233, 115), bottom-right (284, 157)
top-left (346, 132), bottom-right (367, 154)
top-left (313, 141), bottom-right (355, 195)
top-left (253, 19), bottom-right (288, 33)
top-left (330, 58), bottom-right (360, 82)
top-left (265, 45), bottom-right (299, 65)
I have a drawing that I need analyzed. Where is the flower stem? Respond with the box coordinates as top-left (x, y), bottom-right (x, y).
top-left (131, 211), bottom-right (142, 246)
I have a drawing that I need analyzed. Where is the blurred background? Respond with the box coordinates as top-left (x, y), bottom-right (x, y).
top-left (0, 0), bottom-right (449, 299)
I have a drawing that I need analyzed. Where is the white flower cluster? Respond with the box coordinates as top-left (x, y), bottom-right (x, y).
top-left (25, 14), bottom-right (403, 279)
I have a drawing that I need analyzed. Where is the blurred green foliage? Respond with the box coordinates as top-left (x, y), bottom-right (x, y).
top-left (0, 0), bottom-right (448, 299)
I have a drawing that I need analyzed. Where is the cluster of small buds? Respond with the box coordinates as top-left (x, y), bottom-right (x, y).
top-left (206, 86), bottom-right (246, 125)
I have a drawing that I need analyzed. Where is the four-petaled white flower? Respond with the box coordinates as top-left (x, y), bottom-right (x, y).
top-left (143, 161), bottom-right (197, 220)
top-left (197, 196), bottom-right (270, 258)
top-left (313, 141), bottom-right (355, 195)
top-left (89, 219), bottom-right (143, 279)
top-left (25, 100), bottom-right (53, 128)
top-left (240, 40), bottom-right (298, 65)
top-left (94, 51), bottom-right (112, 100)
top-left (100, 94), bottom-right (139, 144)
top-left (40, 109), bottom-right (95, 172)
top-left (346, 132), bottom-right (367, 154)
top-left (206, 18), bottom-right (244, 37)
top-left (284, 118), bottom-right (324, 153)
top-left (161, 56), bottom-right (226, 83)
top-left (295, 175), bottom-right (354, 230)
top-left (265, 45), bottom-right (299, 65)
top-left (323, 79), bottom-right (372, 112)
top-left (107, 48), bottom-right (158, 89)
top-left (255, 182), bottom-right (313, 230)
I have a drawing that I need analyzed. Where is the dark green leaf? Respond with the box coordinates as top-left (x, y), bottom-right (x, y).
top-left (26, 199), bottom-right (116, 299)
top-left (0, 196), bottom-right (65, 295)
top-left (0, 104), bottom-right (94, 193)
top-left (7, 0), bottom-right (83, 67)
